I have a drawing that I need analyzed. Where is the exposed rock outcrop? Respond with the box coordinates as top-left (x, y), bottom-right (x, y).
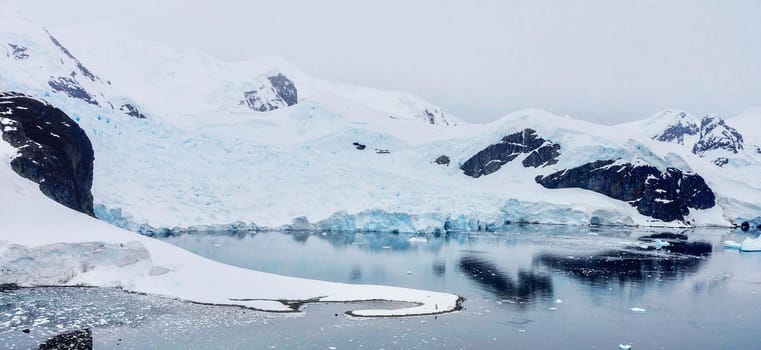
top-left (461, 128), bottom-right (560, 177)
top-left (0, 92), bottom-right (95, 216)
top-left (435, 155), bottom-right (450, 166)
top-left (652, 110), bottom-right (699, 145)
top-left (7, 43), bottom-right (29, 60)
top-left (47, 76), bottom-right (99, 106)
top-left (243, 73), bottom-right (298, 112)
top-left (119, 103), bottom-right (147, 119)
top-left (535, 160), bottom-right (715, 222)
top-left (38, 329), bottom-right (92, 350)
top-left (692, 114), bottom-right (744, 155)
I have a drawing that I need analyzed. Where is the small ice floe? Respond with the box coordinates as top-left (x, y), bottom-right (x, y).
top-left (629, 307), bottom-right (646, 313)
top-left (406, 270), bottom-right (414, 275)
top-left (653, 239), bottom-right (670, 250)
top-left (740, 237), bottom-right (761, 252)
top-left (382, 245), bottom-right (391, 249)
top-left (619, 344), bottom-right (632, 350)
top-left (407, 236), bottom-right (428, 243)
top-left (548, 307), bottom-right (557, 310)
top-left (555, 299), bottom-right (563, 304)
top-left (723, 240), bottom-right (742, 250)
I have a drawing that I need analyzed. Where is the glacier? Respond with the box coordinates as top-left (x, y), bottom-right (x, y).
top-left (0, 17), bottom-right (760, 234)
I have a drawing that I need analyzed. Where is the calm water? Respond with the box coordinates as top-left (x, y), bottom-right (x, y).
top-left (3, 227), bottom-right (761, 349)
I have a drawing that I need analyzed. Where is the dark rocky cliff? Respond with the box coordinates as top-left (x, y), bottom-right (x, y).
top-left (535, 160), bottom-right (715, 222)
top-left (0, 92), bottom-right (95, 216)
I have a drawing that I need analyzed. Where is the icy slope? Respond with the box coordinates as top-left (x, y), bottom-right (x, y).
top-left (2, 19), bottom-right (759, 230)
top-left (0, 139), bottom-right (461, 316)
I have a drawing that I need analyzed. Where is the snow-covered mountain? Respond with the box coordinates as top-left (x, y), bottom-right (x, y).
top-left (2, 18), bottom-right (760, 232)
top-left (619, 108), bottom-right (759, 168)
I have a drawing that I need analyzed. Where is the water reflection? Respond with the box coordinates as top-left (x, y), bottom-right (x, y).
top-left (537, 233), bottom-right (712, 286)
top-left (459, 256), bottom-right (553, 305)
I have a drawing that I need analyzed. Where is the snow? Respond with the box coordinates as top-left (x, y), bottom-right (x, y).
top-left (0, 141), bottom-right (461, 317)
top-left (0, 17), bottom-right (759, 232)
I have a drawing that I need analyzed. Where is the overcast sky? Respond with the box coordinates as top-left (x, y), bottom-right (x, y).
top-left (3, 0), bottom-right (760, 123)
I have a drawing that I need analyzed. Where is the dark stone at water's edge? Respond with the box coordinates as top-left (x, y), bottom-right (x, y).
top-left (39, 328), bottom-right (92, 350)
top-left (0, 92), bottom-right (95, 216)
top-left (741, 221), bottom-right (750, 231)
top-left (435, 155), bottom-right (450, 166)
top-left (536, 160), bottom-right (716, 222)
top-left (461, 128), bottom-right (560, 177)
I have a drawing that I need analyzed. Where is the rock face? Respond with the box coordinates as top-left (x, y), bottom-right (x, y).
top-left (418, 108), bottom-right (456, 126)
top-left (243, 73), bottom-right (298, 112)
top-left (48, 76), bottom-right (99, 106)
top-left (38, 328), bottom-right (92, 350)
top-left (7, 43), bottom-right (29, 60)
top-left (535, 160), bottom-right (715, 222)
top-left (46, 31), bottom-right (97, 82)
top-left (119, 103), bottom-right (147, 119)
top-left (435, 155), bottom-right (450, 166)
top-left (461, 128), bottom-right (560, 177)
top-left (653, 111), bottom-right (699, 145)
top-left (0, 92), bottom-right (95, 216)
top-left (692, 114), bottom-right (744, 155)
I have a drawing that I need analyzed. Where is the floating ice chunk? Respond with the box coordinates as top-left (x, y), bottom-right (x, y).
top-left (723, 240), bottom-right (742, 250)
top-left (619, 344), bottom-right (632, 350)
top-left (740, 237), bottom-right (761, 252)
top-left (653, 239), bottom-right (670, 250)
top-left (555, 299), bottom-right (563, 304)
top-left (407, 236), bottom-right (428, 243)
top-left (406, 270), bottom-right (414, 275)
top-left (630, 307), bottom-right (646, 312)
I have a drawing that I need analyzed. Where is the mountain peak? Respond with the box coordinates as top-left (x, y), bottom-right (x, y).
top-left (692, 114), bottom-right (744, 156)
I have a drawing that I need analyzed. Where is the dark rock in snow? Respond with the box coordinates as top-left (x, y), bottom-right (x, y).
top-left (48, 77), bottom-right (99, 106)
top-left (119, 103), bottom-right (147, 119)
top-left (654, 111), bottom-right (699, 145)
top-left (692, 115), bottom-right (744, 156)
top-left (38, 328), bottom-right (92, 350)
top-left (435, 155), bottom-right (450, 166)
top-left (741, 221), bottom-right (750, 231)
top-left (243, 73), bottom-right (298, 112)
top-left (352, 142), bottom-right (366, 150)
top-left (712, 157), bottom-right (729, 167)
top-left (267, 73), bottom-right (298, 107)
top-left (0, 92), bottom-right (95, 216)
top-left (375, 149), bottom-right (390, 154)
top-left (7, 43), bottom-right (29, 60)
top-left (461, 128), bottom-right (560, 177)
top-left (46, 31), bottom-right (96, 82)
top-left (522, 142), bottom-right (561, 168)
top-left (535, 160), bottom-right (715, 222)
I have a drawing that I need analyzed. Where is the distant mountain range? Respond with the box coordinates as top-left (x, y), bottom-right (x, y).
top-left (2, 18), bottom-right (759, 233)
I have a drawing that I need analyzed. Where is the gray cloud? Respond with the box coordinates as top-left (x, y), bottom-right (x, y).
top-left (3, 0), bottom-right (760, 123)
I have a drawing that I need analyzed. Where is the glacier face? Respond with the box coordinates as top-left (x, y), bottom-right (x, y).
top-left (1, 18), bottom-right (760, 233)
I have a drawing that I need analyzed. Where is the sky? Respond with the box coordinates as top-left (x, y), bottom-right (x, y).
top-left (2, 0), bottom-right (760, 124)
